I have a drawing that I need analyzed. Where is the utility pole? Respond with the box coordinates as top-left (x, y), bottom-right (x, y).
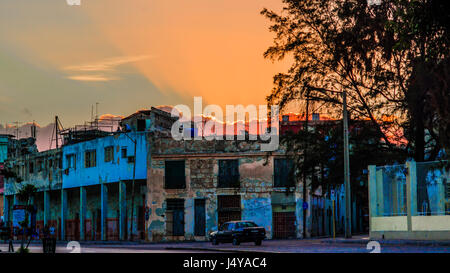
top-left (342, 90), bottom-right (352, 238)
top-left (302, 97), bottom-right (310, 239)
top-left (129, 138), bottom-right (137, 241)
top-left (122, 130), bottom-right (137, 241)
top-left (55, 116), bottom-right (59, 150)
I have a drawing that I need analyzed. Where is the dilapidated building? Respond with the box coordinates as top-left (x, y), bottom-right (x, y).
top-left (2, 108), bottom-right (176, 241)
top-left (3, 147), bottom-right (63, 236)
top-left (146, 136), bottom-right (310, 242)
top-left (0, 134), bottom-right (15, 222)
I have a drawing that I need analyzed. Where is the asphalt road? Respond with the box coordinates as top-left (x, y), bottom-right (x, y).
top-left (0, 238), bottom-right (448, 253)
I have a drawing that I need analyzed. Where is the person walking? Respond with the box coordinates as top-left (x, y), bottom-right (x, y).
top-left (49, 226), bottom-right (56, 253)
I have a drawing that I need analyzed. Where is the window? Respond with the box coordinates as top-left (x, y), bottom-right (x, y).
top-left (166, 199), bottom-right (185, 236)
top-left (236, 222), bottom-right (257, 229)
top-left (274, 158), bottom-right (295, 187)
top-left (121, 148), bottom-right (127, 158)
top-left (66, 154), bottom-right (76, 169)
top-left (218, 159), bottom-right (240, 188)
top-left (164, 160), bottom-right (185, 189)
top-left (48, 159), bottom-right (53, 169)
top-left (445, 178), bottom-right (449, 199)
top-left (85, 150), bottom-right (97, 168)
top-left (137, 119), bottom-right (146, 131)
top-left (226, 223), bottom-right (235, 231)
top-left (127, 156), bottom-right (135, 164)
top-left (29, 162), bottom-right (34, 174)
top-left (37, 159), bottom-right (43, 172)
top-left (217, 195), bottom-right (241, 226)
top-left (194, 199), bottom-right (206, 236)
top-left (104, 146), bottom-right (114, 163)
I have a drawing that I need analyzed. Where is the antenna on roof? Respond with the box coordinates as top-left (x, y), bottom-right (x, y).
top-left (96, 102), bottom-right (99, 120)
top-left (49, 116), bottom-right (65, 150)
top-left (31, 120), bottom-right (37, 139)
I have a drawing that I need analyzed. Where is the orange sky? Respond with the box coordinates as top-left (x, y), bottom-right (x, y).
top-left (0, 0), bottom-right (290, 127)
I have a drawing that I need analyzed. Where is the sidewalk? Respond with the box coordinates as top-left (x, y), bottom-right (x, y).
top-left (321, 235), bottom-right (450, 247)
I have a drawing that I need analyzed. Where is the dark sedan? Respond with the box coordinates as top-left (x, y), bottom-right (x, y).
top-left (209, 221), bottom-right (266, 246)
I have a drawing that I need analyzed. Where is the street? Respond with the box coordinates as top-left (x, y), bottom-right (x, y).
top-left (1, 237), bottom-right (448, 253)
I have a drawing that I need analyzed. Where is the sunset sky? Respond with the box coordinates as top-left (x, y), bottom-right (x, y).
top-left (0, 0), bottom-right (290, 128)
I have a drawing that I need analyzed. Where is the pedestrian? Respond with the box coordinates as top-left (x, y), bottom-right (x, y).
top-left (49, 226), bottom-right (55, 238)
top-left (49, 226), bottom-right (56, 253)
top-left (42, 224), bottom-right (49, 253)
top-left (35, 226), bottom-right (40, 240)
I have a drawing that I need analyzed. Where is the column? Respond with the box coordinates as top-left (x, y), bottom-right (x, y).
top-left (80, 187), bottom-right (87, 241)
top-left (368, 165), bottom-right (377, 235)
top-left (352, 200), bottom-right (357, 233)
top-left (437, 171), bottom-right (446, 215)
top-left (406, 161), bottom-right (418, 232)
top-left (61, 189), bottom-right (68, 240)
top-left (119, 181), bottom-right (126, 241)
top-left (43, 191), bottom-right (50, 226)
top-left (375, 167), bottom-right (384, 216)
top-left (101, 183), bottom-right (108, 241)
top-left (185, 198), bottom-right (194, 239)
top-left (3, 195), bottom-right (10, 225)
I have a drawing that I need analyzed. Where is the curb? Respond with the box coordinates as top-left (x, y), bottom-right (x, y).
top-left (165, 246), bottom-right (282, 254)
top-left (321, 239), bottom-right (450, 247)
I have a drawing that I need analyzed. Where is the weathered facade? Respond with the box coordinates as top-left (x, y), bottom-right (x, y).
top-left (0, 134), bottom-right (14, 221)
top-left (146, 136), bottom-right (310, 242)
top-left (3, 148), bottom-right (63, 237)
top-left (2, 108), bottom-right (175, 241)
top-left (61, 131), bottom-right (148, 241)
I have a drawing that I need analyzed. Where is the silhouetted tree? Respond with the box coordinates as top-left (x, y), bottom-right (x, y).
top-left (262, 0), bottom-right (450, 161)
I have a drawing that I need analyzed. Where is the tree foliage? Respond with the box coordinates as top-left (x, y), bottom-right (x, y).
top-left (282, 120), bottom-right (406, 197)
top-left (262, 0), bottom-right (450, 161)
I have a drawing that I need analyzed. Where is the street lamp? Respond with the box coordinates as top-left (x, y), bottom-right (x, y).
top-left (305, 89), bottom-right (352, 239)
top-left (342, 90), bottom-right (351, 239)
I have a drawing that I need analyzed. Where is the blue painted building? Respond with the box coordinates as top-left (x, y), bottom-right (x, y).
top-left (0, 134), bottom-right (12, 164)
top-left (62, 132), bottom-right (147, 188)
top-left (2, 107), bottom-right (177, 241)
top-left (60, 131), bottom-right (148, 241)
top-left (0, 134), bottom-right (14, 221)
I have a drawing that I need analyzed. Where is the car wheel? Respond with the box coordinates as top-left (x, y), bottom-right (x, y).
top-left (255, 239), bottom-right (262, 246)
top-left (232, 238), bottom-right (240, 246)
top-left (212, 238), bottom-right (219, 245)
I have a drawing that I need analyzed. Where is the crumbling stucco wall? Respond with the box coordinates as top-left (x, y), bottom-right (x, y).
top-left (146, 137), bottom-right (306, 242)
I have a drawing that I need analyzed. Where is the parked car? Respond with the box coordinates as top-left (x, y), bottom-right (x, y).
top-left (209, 221), bottom-right (266, 246)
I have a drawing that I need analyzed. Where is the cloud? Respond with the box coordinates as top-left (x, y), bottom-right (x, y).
top-left (64, 55), bottom-right (152, 72)
top-left (66, 74), bottom-right (118, 82)
top-left (99, 113), bottom-right (124, 120)
top-left (64, 55), bottom-right (152, 82)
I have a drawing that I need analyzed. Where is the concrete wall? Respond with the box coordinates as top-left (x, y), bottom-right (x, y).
top-left (369, 161), bottom-right (450, 240)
